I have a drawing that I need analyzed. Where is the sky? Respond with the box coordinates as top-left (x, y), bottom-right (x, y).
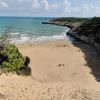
top-left (0, 0), bottom-right (100, 17)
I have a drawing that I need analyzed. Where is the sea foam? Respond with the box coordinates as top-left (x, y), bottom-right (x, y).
top-left (9, 29), bottom-right (68, 44)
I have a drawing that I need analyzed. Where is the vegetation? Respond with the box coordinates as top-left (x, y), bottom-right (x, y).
top-left (42, 17), bottom-right (89, 28)
top-left (50, 17), bottom-right (89, 24)
top-left (0, 33), bottom-right (31, 75)
top-left (74, 17), bottom-right (100, 37)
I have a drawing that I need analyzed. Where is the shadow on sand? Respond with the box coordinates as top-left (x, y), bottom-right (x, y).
top-left (69, 36), bottom-right (100, 82)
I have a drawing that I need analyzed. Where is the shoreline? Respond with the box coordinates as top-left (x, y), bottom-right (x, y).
top-left (9, 32), bottom-right (68, 45)
top-left (16, 39), bottom-right (68, 47)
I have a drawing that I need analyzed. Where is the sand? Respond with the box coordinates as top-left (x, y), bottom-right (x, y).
top-left (0, 40), bottom-right (100, 100)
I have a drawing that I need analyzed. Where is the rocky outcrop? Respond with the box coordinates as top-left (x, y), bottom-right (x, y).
top-left (42, 21), bottom-right (74, 29)
top-left (42, 17), bottom-right (88, 29)
top-left (67, 17), bottom-right (100, 51)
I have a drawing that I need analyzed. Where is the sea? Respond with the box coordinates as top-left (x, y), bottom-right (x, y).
top-left (0, 17), bottom-right (69, 44)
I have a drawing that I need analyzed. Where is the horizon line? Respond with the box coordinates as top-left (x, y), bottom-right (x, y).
top-left (0, 15), bottom-right (94, 18)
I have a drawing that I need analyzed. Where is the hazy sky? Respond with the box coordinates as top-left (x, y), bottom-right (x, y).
top-left (0, 0), bottom-right (100, 17)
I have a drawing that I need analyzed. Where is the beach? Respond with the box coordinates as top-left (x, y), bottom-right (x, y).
top-left (0, 39), bottom-right (100, 100)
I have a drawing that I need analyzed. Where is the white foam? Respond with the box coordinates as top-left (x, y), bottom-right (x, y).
top-left (9, 32), bottom-right (20, 35)
top-left (10, 34), bottom-right (66, 44)
top-left (32, 34), bottom-right (66, 42)
top-left (10, 36), bottom-right (31, 44)
top-left (9, 29), bottom-right (69, 44)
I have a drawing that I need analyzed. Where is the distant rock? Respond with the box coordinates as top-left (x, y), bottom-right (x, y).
top-left (42, 17), bottom-right (88, 29)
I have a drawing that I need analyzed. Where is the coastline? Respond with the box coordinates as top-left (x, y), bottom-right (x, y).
top-left (0, 3), bottom-right (99, 99)
top-left (16, 39), bottom-right (68, 47)
top-left (0, 16), bottom-right (100, 99)
top-left (0, 39), bottom-right (99, 100)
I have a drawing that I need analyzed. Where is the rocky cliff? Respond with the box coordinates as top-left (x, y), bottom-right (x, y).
top-left (67, 17), bottom-right (100, 51)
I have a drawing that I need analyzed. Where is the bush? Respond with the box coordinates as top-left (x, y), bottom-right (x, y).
top-left (0, 44), bottom-right (25, 72)
top-left (0, 36), bottom-right (31, 75)
top-left (16, 66), bottom-right (31, 75)
top-left (24, 56), bottom-right (30, 66)
top-left (16, 56), bottom-right (31, 75)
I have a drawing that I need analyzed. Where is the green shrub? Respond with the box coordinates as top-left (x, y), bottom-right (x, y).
top-left (0, 44), bottom-right (25, 72)
top-left (0, 43), bottom-right (31, 75)
top-left (24, 56), bottom-right (30, 66)
top-left (16, 66), bottom-right (31, 75)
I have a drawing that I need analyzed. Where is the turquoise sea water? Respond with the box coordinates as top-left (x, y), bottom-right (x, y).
top-left (0, 17), bottom-right (68, 44)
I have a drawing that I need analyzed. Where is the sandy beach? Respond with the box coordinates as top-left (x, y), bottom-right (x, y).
top-left (0, 39), bottom-right (100, 100)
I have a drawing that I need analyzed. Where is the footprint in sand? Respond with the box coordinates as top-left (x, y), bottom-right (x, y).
top-left (57, 44), bottom-right (67, 47)
top-left (0, 93), bottom-right (6, 99)
top-left (57, 64), bottom-right (65, 67)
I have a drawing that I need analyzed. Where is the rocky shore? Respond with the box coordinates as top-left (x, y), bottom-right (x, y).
top-left (42, 17), bottom-right (88, 29)
top-left (43, 17), bottom-right (100, 51)
top-left (42, 21), bottom-right (75, 29)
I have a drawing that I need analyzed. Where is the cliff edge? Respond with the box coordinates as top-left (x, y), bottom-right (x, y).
top-left (67, 17), bottom-right (100, 51)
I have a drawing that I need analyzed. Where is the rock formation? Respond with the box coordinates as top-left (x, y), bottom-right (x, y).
top-left (42, 17), bottom-right (88, 28)
top-left (67, 17), bottom-right (100, 51)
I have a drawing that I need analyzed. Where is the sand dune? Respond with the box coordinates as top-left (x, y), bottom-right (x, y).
top-left (0, 40), bottom-right (100, 100)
